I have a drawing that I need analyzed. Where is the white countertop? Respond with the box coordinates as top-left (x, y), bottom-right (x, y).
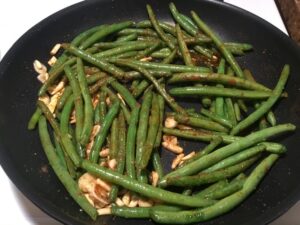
top-left (0, 1), bottom-right (299, 224)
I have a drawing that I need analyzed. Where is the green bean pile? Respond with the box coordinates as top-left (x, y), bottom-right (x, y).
top-left (28, 3), bottom-right (296, 224)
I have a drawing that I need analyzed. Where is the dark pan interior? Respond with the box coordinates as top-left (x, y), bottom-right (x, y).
top-left (0, 0), bottom-right (300, 224)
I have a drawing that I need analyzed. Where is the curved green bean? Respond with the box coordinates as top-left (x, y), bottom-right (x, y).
top-left (231, 65), bottom-right (290, 135)
top-left (64, 65), bottom-right (84, 143)
top-left (160, 124), bottom-right (295, 187)
top-left (79, 21), bottom-right (133, 49)
top-left (151, 154), bottom-right (279, 224)
top-left (90, 101), bottom-right (120, 163)
top-left (38, 117), bottom-right (97, 220)
top-left (147, 4), bottom-right (175, 49)
top-left (191, 11), bottom-right (244, 78)
top-left (81, 160), bottom-right (216, 208)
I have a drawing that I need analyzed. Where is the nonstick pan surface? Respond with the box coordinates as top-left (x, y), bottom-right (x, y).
top-left (0, 0), bottom-right (300, 224)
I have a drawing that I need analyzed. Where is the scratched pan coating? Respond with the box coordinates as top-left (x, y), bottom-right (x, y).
top-left (0, 0), bottom-right (300, 224)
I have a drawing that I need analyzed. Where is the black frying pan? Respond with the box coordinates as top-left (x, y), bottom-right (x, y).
top-left (0, 0), bottom-right (300, 224)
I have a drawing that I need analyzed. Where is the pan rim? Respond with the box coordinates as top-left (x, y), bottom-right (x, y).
top-left (0, 0), bottom-right (300, 225)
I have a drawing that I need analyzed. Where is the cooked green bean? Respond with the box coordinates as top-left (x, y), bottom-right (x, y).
top-left (191, 11), bottom-right (244, 78)
top-left (162, 48), bottom-right (178, 64)
top-left (126, 107), bottom-right (140, 179)
top-left (134, 42), bottom-right (161, 60)
top-left (62, 44), bottom-right (126, 80)
top-left (64, 65), bottom-right (84, 143)
top-left (151, 48), bottom-right (172, 58)
top-left (162, 127), bottom-right (287, 154)
top-left (169, 3), bottom-right (198, 36)
top-left (147, 4), bottom-right (175, 49)
top-left (79, 21), bottom-right (133, 49)
top-left (116, 33), bottom-right (138, 42)
top-left (160, 124), bottom-right (295, 187)
top-left (109, 79), bottom-right (139, 109)
top-left (109, 118), bottom-right (119, 159)
top-left (168, 73), bottom-right (271, 91)
top-left (194, 45), bottom-right (214, 58)
top-left (138, 94), bottom-right (160, 170)
top-left (77, 58), bottom-right (94, 146)
top-left (111, 205), bottom-right (182, 219)
top-left (60, 95), bottom-right (74, 135)
top-left (56, 86), bottom-right (73, 110)
top-left (231, 65), bottom-right (290, 135)
top-left (136, 90), bottom-right (153, 166)
top-left (204, 145), bottom-right (265, 173)
top-left (169, 86), bottom-right (272, 99)
top-left (174, 113), bottom-right (228, 132)
top-left (38, 100), bottom-right (81, 167)
top-left (180, 136), bottom-right (223, 168)
top-left (194, 180), bottom-right (228, 198)
top-left (234, 102), bottom-right (241, 121)
top-left (82, 160), bottom-right (216, 208)
top-left (90, 101), bottom-right (120, 163)
top-left (53, 134), bottom-right (68, 171)
top-left (176, 24), bottom-right (193, 66)
top-left (115, 60), bottom-right (187, 114)
top-left (166, 156), bottom-right (259, 187)
top-left (118, 28), bottom-right (159, 37)
top-left (151, 154), bottom-right (279, 224)
top-left (28, 108), bottom-right (42, 130)
top-left (109, 58), bottom-right (210, 73)
top-left (39, 58), bottom-right (76, 96)
top-left (94, 41), bottom-right (156, 58)
top-left (204, 174), bottom-right (246, 199)
top-left (109, 112), bottom-right (126, 202)
top-left (200, 108), bottom-right (233, 129)
top-left (132, 80), bottom-right (150, 98)
top-left (38, 117), bottom-right (97, 220)
top-left (244, 68), bottom-right (276, 127)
